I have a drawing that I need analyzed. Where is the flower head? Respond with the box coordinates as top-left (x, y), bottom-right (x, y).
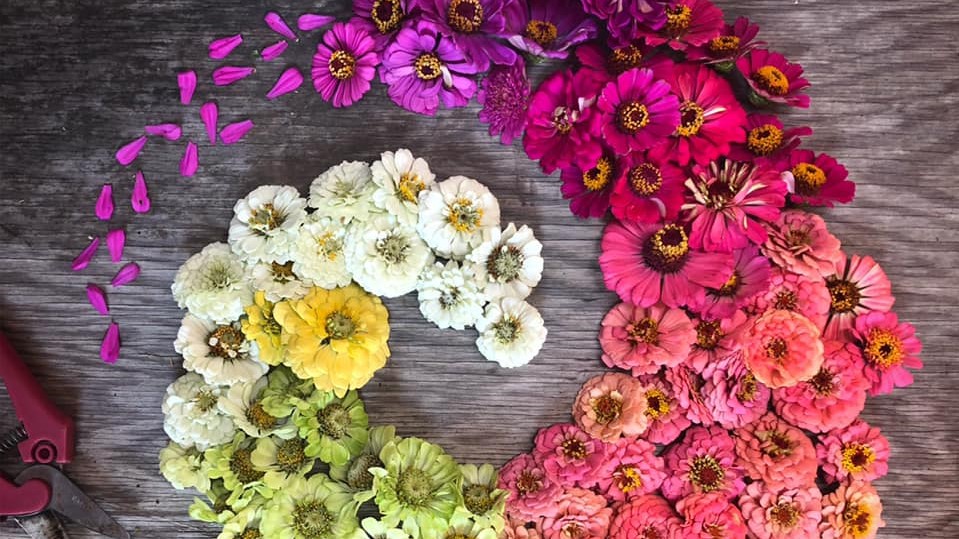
top-left (607, 494), bottom-right (681, 539)
top-left (498, 453), bottom-right (562, 521)
top-left (290, 217), bottom-right (352, 289)
top-left (352, 0), bottom-right (410, 51)
top-left (476, 297), bottom-right (547, 368)
top-left (727, 113), bottom-right (812, 169)
top-left (572, 372), bottom-right (648, 441)
top-left (417, 260), bottom-right (487, 330)
top-left (738, 49), bottom-right (811, 108)
top-left (819, 481), bottom-right (884, 539)
top-left (632, 0), bottom-right (725, 52)
top-left (540, 488), bottom-right (612, 539)
top-left (251, 435), bottom-right (316, 491)
top-left (664, 364), bottom-right (713, 425)
top-left (250, 261), bottom-right (310, 302)
top-left (559, 151), bottom-right (618, 219)
top-left (676, 491), bottom-right (749, 539)
top-left (417, 0), bottom-right (517, 71)
top-left (738, 482), bottom-right (822, 539)
top-left (418, 175), bottom-right (501, 259)
top-left (312, 22), bottom-right (380, 107)
top-left (330, 425), bottom-right (397, 505)
top-left (593, 437), bottom-right (666, 503)
top-left (686, 16), bottom-right (764, 65)
top-left (738, 309), bottom-right (824, 389)
top-left (609, 152), bottom-right (686, 223)
top-left (686, 310), bottom-right (748, 373)
top-left (260, 475), bottom-right (361, 539)
top-left (823, 254), bottom-right (894, 340)
top-left (454, 463), bottom-right (508, 531)
top-left (175, 314), bottom-right (268, 385)
top-left (205, 433), bottom-right (270, 501)
top-left (596, 68), bottom-right (680, 155)
top-left (467, 223), bottom-right (543, 301)
top-left (788, 150), bottom-right (856, 207)
top-left (346, 215), bottom-right (434, 298)
top-left (576, 41), bottom-right (649, 79)
top-left (606, 2), bottom-right (668, 47)
top-left (218, 376), bottom-right (295, 439)
top-left (733, 412), bottom-right (818, 489)
top-left (505, 0), bottom-right (597, 60)
top-left (308, 160), bottom-right (376, 225)
top-left (762, 209), bottom-right (843, 279)
top-left (478, 58), bottom-right (531, 145)
top-left (242, 291), bottom-right (286, 366)
top-left (294, 389), bottom-right (369, 466)
top-left (172, 242), bottom-right (252, 324)
top-left (533, 423), bottom-right (607, 488)
top-left (371, 148), bottom-right (436, 226)
top-left (159, 441), bottom-right (211, 492)
top-left (162, 372), bottom-right (235, 450)
top-left (523, 69), bottom-right (602, 173)
top-left (691, 245), bottom-right (771, 319)
top-left (751, 267), bottom-right (832, 330)
top-left (662, 425), bottom-right (744, 501)
top-left (229, 185), bottom-right (307, 264)
top-left (817, 419), bottom-right (890, 484)
top-left (599, 301), bottom-right (697, 376)
top-left (701, 352), bottom-right (771, 430)
top-left (853, 311), bottom-right (922, 395)
top-left (635, 373), bottom-right (691, 444)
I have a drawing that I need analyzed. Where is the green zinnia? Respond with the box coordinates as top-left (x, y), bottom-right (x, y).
top-left (330, 425), bottom-right (398, 508)
top-left (159, 440), bottom-right (211, 493)
top-left (250, 435), bottom-right (316, 490)
top-left (218, 497), bottom-right (265, 539)
top-left (361, 517), bottom-right (412, 539)
top-left (260, 474), bottom-right (364, 539)
top-left (294, 390), bottom-right (369, 466)
top-left (205, 433), bottom-right (272, 504)
top-left (260, 366), bottom-right (316, 418)
top-left (452, 464), bottom-right (507, 532)
top-left (442, 516), bottom-right (499, 539)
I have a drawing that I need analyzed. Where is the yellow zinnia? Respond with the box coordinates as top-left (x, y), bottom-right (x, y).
top-left (273, 284), bottom-right (390, 396)
top-left (241, 291), bottom-right (285, 366)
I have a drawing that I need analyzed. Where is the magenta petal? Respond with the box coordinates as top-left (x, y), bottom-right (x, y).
top-left (86, 284), bottom-right (110, 316)
top-left (220, 120), bottom-right (254, 145)
top-left (264, 11), bottom-right (297, 40)
top-left (266, 67), bottom-right (303, 100)
top-left (178, 70), bottom-right (197, 105)
top-left (96, 184), bottom-right (114, 221)
top-left (72, 237), bottom-right (100, 271)
top-left (209, 33), bottom-right (243, 59)
top-left (212, 65), bottom-right (256, 86)
top-left (181, 141), bottom-right (199, 177)
top-left (100, 322), bottom-right (121, 364)
top-left (115, 136), bottom-right (147, 166)
top-left (106, 228), bottom-right (126, 263)
top-left (144, 123), bottom-right (182, 141)
top-left (297, 13), bottom-right (335, 31)
top-left (260, 40), bottom-right (288, 62)
top-left (132, 171), bottom-right (151, 213)
top-left (111, 262), bottom-right (141, 287)
top-left (200, 102), bottom-right (219, 144)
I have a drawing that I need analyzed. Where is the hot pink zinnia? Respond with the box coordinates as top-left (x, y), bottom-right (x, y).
top-left (632, 0), bottom-right (724, 52)
top-left (738, 309), bottom-right (824, 389)
top-left (852, 311), bottom-right (922, 395)
top-left (819, 480), bottom-right (885, 539)
top-left (817, 419), bottom-right (891, 484)
top-left (665, 364), bottom-right (713, 425)
top-left (733, 412), bottom-right (818, 489)
top-left (701, 352), bottom-right (771, 430)
top-left (686, 16), bottom-right (764, 66)
top-left (311, 22), bottom-right (380, 108)
top-left (738, 481), bottom-right (822, 539)
top-left (636, 373), bottom-right (691, 445)
top-left (662, 425), bottom-right (744, 501)
top-left (738, 49), bottom-right (811, 108)
top-left (576, 41), bottom-right (649, 79)
top-left (686, 310), bottom-right (748, 373)
top-left (599, 301), bottom-right (697, 376)
top-left (600, 220), bottom-right (735, 309)
top-left (524, 69), bottom-right (602, 173)
top-left (690, 245), bottom-right (771, 319)
top-left (823, 254), bottom-right (895, 341)
top-left (609, 151), bottom-right (686, 223)
top-left (596, 68), bottom-right (680, 155)
top-left (750, 267), bottom-right (832, 331)
top-left (726, 113), bottom-right (812, 170)
top-left (592, 437), bottom-right (665, 503)
top-left (541, 488), bottom-right (612, 539)
top-left (762, 209), bottom-right (843, 279)
top-left (676, 491), bottom-right (748, 539)
top-left (608, 494), bottom-right (682, 539)
top-left (788, 149), bottom-right (856, 207)
top-left (572, 372), bottom-right (649, 441)
top-left (499, 453), bottom-right (564, 520)
top-left (560, 151), bottom-right (618, 218)
top-left (533, 424), bottom-right (607, 488)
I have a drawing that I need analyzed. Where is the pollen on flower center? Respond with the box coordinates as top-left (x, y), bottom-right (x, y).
top-left (826, 278), bottom-right (861, 314)
top-left (616, 101), bottom-right (651, 134)
top-left (516, 470), bottom-right (541, 495)
top-left (842, 503), bottom-right (873, 538)
top-left (447, 197), bottom-right (484, 233)
top-left (447, 0), bottom-right (484, 33)
top-left (642, 225), bottom-right (690, 274)
top-left (736, 372), bottom-right (758, 402)
top-left (582, 156), bottom-right (614, 191)
top-left (315, 231), bottom-right (343, 261)
top-left (398, 467), bottom-right (434, 506)
top-left (397, 172), bottom-right (426, 203)
top-left (629, 164), bottom-right (663, 196)
top-left (696, 320), bottom-right (724, 350)
top-left (270, 260), bottom-right (296, 283)
top-left (792, 163), bottom-right (828, 195)
top-left (665, 5), bottom-right (693, 36)
top-left (765, 337), bottom-right (789, 361)
top-left (561, 438), bottom-right (588, 459)
top-left (249, 203), bottom-right (283, 233)
top-left (590, 392), bottom-right (624, 424)
top-left (628, 318), bottom-right (660, 344)
top-left (689, 455), bottom-right (725, 492)
top-left (676, 100), bottom-right (706, 137)
top-left (347, 453), bottom-right (381, 490)
top-left (644, 388), bottom-right (671, 419)
top-left (328, 49), bottom-right (357, 80)
top-left (770, 501), bottom-right (800, 529)
top-left (762, 430), bottom-right (795, 458)
top-left (246, 401), bottom-right (277, 431)
top-left (209, 325), bottom-right (245, 360)
top-left (552, 106), bottom-right (574, 134)
top-left (276, 437), bottom-right (308, 473)
top-left (492, 316), bottom-right (522, 344)
top-left (715, 271), bottom-right (741, 297)
top-left (747, 124), bottom-right (784, 156)
top-left (324, 311), bottom-right (357, 341)
top-left (230, 448), bottom-right (264, 484)
top-left (753, 65), bottom-right (790, 96)
top-left (414, 53), bottom-right (444, 81)
top-left (774, 290), bottom-right (798, 311)
top-left (608, 45), bottom-right (644, 74)
top-left (292, 501), bottom-right (333, 537)
top-left (317, 403), bottom-right (350, 438)
top-left (614, 464), bottom-right (644, 493)
top-left (863, 328), bottom-right (904, 369)
top-left (809, 368), bottom-right (837, 396)
top-left (708, 35), bottom-right (741, 55)
top-left (841, 442), bottom-right (877, 473)
top-left (463, 483), bottom-right (494, 515)
top-left (239, 529), bottom-right (262, 539)
top-left (371, 0), bottom-right (404, 34)
top-left (488, 245), bottom-right (525, 282)
top-left (194, 389), bottom-right (219, 412)
top-left (376, 233), bottom-right (411, 265)
top-left (525, 19), bottom-right (558, 47)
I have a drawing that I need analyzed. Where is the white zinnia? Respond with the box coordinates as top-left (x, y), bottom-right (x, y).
top-left (217, 377), bottom-right (297, 439)
top-left (346, 215), bottom-right (434, 298)
top-left (371, 148), bottom-right (436, 226)
top-left (417, 260), bottom-right (487, 330)
top-left (308, 160), bottom-right (377, 225)
top-left (417, 176), bottom-right (501, 259)
top-left (475, 297), bottom-right (547, 368)
top-left (467, 223), bottom-right (544, 300)
top-left (161, 372), bottom-right (234, 450)
top-left (250, 260), bottom-right (310, 301)
top-left (175, 314), bottom-right (269, 386)
top-left (171, 242), bottom-right (253, 324)
top-left (289, 217), bottom-right (352, 289)
top-left (228, 185), bottom-right (307, 263)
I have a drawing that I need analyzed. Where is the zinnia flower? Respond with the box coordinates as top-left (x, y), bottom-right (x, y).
top-left (662, 425), bottom-right (744, 501)
top-left (632, 0), bottom-right (724, 52)
top-left (466, 223), bottom-right (544, 300)
top-left (260, 475), bottom-right (360, 539)
top-left (636, 373), bottom-right (691, 445)
top-left (606, 2), bottom-right (668, 47)
top-left (352, 0), bottom-right (410, 51)
top-left (498, 453), bottom-right (562, 521)
top-left (417, 175), bottom-right (501, 259)
top-left (346, 215), bottom-right (435, 298)
top-left (540, 488), bottom-right (612, 539)
top-left (686, 310), bottom-right (748, 373)
top-left (676, 491), bottom-right (749, 539)
top-left (417, 260), bottom-right (487, 330)
top-left (701, 352), bottom-right (771, 430)
top-left (311, 22), bottom-right (379, 108)
top-left (852, 311), bottom-right (922, 395)
top-left (576, 41), bottom-right (648, 78)
top-left (371, 148), bottom-right (436, 226)
top-left (596, 68), bottom-right (681, 155)
top-left (523, 69), bottom-right (602, 173)
top-left (290, 216), bottom-right (352, 289)
top-left (162, 373), bottom-right (235, 450)
top-left (762, 209), bottom-right (843, 279)
top-left (664, 364), bottom-right (713, 425)
top-left (572, 372), bottom-right (648, 441)
top-left (788, 150), bottom-right (856, 207)
top-left (599, 301), bottom-right (697, 375)
top-left (559, 151), bottom-right (618, 219)
top-left (592, 437), bottom-right (666, 502)
top-left (159, 441), bottom-right (211, 492)
top-left (823, 254), bottom-right (895, 340)
top-left (738, 309), bottom-right (824, 389)
top-left (330, 425), bottom-right (397, 506)
top-left (738, 49), bottom-right (811, 108)
top-left (363, 517), bottom-right (413, 539)
top-left (750, 267), bottom-right (831, 330)
top-left (417, 0), bottom-right (517, 71)
top-left (250, 260), bottom-right (310, 302)
top-left (175, 314), bottom-right (268, 386)
top-left (690, 245), bottom-right (771, 319)
top-left (454, 463), bottom-right (508, 531)
top-left (204, 432), bottom-right (268, 497)
top-left (726, 113), bottom-right (812, 169)
top-left (609, 152), bottom-right (686, 223)
top-left (308, 160), bottom-right (377, 225)
top-left (533, 424), bottom-right (607, 488)
top-left (817, 419), bottom-right (890, 484)
top-left (478, 58), bottom-right (531, 145)
top-left (294, 390), bottom-right (369, 466)
top-left (475, 297), bottom-right (547, 368)
top-left (819, 480), bottom-right (884, 539)
top-left (505, 0), bottom-right (597, 59)
top-left (251, 435), bottom-right (315, 490)
top-left (738, 482), bottom-right (822, 539)
top-left (218, 376), bottom-right (295, 440)
top-left (171, 242), bottom-right (253, 324)
top-left (607, 494), bottom-right (681, 539)
top-left (229, 185), bottom-right (308, 264)
top-left (600, 220), bottom-right (735, 308)
top-left (686, 16), bottom-right (764, 66)
top-left (733, 412), bottom-right (818, 489)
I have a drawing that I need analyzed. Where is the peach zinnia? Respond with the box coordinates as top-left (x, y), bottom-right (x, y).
top-left (608, 494), bottom-right (682, 539)
top-left (600, 301), bottom-right (697, 375)
top-left (701, 352), bottom-right (771, 429)
top-left (738, 481), bottom-right (822, 539)
top-left (750, 267), bottom-right (831, 331)
top-left (541, 488), bottom-right (612, 539)
top-left (762, 209), bottom-right (842, 279)
top-left (498, 453), bottom-right (563, 521)
top-left (819, 480), bottom-right (885, 539)
top-left (676, 491), bottom-right (749, 539)
top-left (733, 412), bottom-right (818, 490)
top-left (738, 309), bottom-right (824, 389)
top-left (572, 372), bottom-right (649, 441)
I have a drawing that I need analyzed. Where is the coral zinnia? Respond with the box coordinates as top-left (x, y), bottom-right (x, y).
top-left (524, 69), bottom-right (602, 173)
top-left (686, 310), bottom-right (748, 373)
top-left (592, 437), bottom-right (666, 503)
top-left (599, 301), bottom-right (697, 376)
top-left (498, 453), bottom-right (562, 521)
top-left (738, 482), bottom-right (823, 539)
top-left (817, 419), bottom-right (891, 484)
top-left (823, 254), bottom-right (895, 341)
top-left (572, 372), bottom-right (649, 441)
top-left (701, 352), bottom-right (771, 430)
top-left (596, 68), bottom-right (681, 155)
top-left (819, 480), bottom-right (884, 539)
top-left (676, 491), bottom-right (749, 539)
top-left (733, 412), bottom-right (818, 489)
top-left (788, 150), bottom-right (856, 207)
top-left (632, 0), bottom-right (725, 52)
top-left (533, 423), bottom-right (607, 488)
top-left (751, 267), bottom-right (832, 331)
top-left (541, 488), bottom-right (612, 539)
top-left (636, 374), bottom-right (692, 445)
top-left (607, 494), bottom-right (681, 539)
top-left (852, 311), bottom-right (922, 395)
top-left (662, 425), bottom-right (745, 501)
top-left (738, 309), bottom-right (824, 389)
top-left (311, 22), bottom-right (380, 108)
top-left (609, 151), bottom-right (686, 223)
top-left (738, 48), bottom-right (811, 108)
top-left (762, 209), bottom-right (843, 279)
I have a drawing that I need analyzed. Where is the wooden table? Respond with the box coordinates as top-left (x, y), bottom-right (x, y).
top-left (1, 1), bottom-right (956, 537)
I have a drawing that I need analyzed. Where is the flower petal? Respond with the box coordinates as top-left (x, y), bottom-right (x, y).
top-left (260, 40), bottom-right (288, 62)
top-left (208, 33), bottom-right (243, 59)
top-left (178, 70), bottom-right (197, 105)
top-left (219, 120), bottom-right (254, 145)
top-left (144, 123), bottom-right (182, 141)
top-left (200, 102), bottom-right (219, 144)
top-left (131, 171), bottom-right (151, 213)
top-left (95, 184), bottom-right (114, 221)
top-left (212, 65), bottom-right (256, 86)
top-left (100, 322), bottom-right (120, 364)
top-left (115, 136), bottom-right (147, 166)
top-left (181, 141), bottom-right (199, 177)
top-left (264, 11), bottom-right (296, 40)
top-left (111, 262), bottom-right (141, 287)
top-left (86, 284), bottom-right (110, 315)
top-left (106, 228), bottom-right (126, 263)
top-left (266, 67), bottom-right (303, 100)
top-left (72, 236), bottom-right (100, 271)
top-left (297, 13), bottom-right (335, 31)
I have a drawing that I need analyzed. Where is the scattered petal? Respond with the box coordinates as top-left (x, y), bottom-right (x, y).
top-left (115, 136), bottom-right (147, 166)
top-left (100, 322), bottom-right (120, 364)
top-left (177, 70), bottom-right (197, 105)
top-left (107, 228), bottom-right (126, 263)
top-left (200, 102), bottom-right (219, 144)
top-left (144, 123), bottom-right (182, 141)
top-left (266, 67), bottom-right (303, 100)
top-left (212, 65), bottom-right (256, 86)
top-left (180, 141), bottom-right (199, 177)
top-left (131, 171), bottom-right (151, 213)
top-left (86, 284), bottom-right (110, 315)
top-left (260, 40), bottom-right (288, 62)
top-left (264, 11), bottom-right (297, 40)
top-left (219, 120), bottom-right (254, 145)
top-left (111, 262), bottom-right (141, 287)
top-left (95, 184), bottom-right (114, 221)
top-left (297, 13), bottom-right (335, 31)
top-left (72, 237), bottom-right (100, 271)
top-left (208, 33), bottom-right (243, 59)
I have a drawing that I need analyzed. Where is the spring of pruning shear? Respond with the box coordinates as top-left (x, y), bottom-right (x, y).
top-left (1, 332), bottom-right (131, 538)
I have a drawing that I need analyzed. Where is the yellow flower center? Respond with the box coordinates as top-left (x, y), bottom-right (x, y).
top-left (314, 230), bottom-right (343, 261)
top-left (696, 320), bottom-right (723, 350)
top-left (249, 203), bottom-right (282, 232)
top-left (736, 372), bottom-right (758, 402)
top-left (708, 35), bottom-right (741, 55)
top-left (525, 19), bottom-right (558, 47)
top-left (324, 311), bottom-right (357, 341)
top-left (616, 101), bottom-right (651, 134)
top-left (716, 271), bottom-right (740, 297)
top-left (747, 124), bottom-right (784, 156)
top-left (863, 328), bottom-right (905, 369)
top-left (608, 45), bottom-right (644, 74)
top-left (245, 401), bottom-right (278, 431)
top-left (629, 163), bottom-right (663, 196)
top-left (209, 325), bottom-right (245, 360)
top-left (753, 65), bottom-right (790, 96)
top-left (643, 224), bottom-right (690, 273)
top-left (842, 503), bottom-right (874, 539)
top-left (765, 337), bottom-right (788, 361)
top-left (317, 403), bottom-right (350, 438)
top-left (582, 156), bottom-right (614, 191)
top-left (487, 245), bottom-right (524, 281)
top-left (447, 0), bottom-right (484, 33)
top-left (398, 467), bottom-right (433, 506)
top-left (552, 106), bottom-right (574, 134)
top-left (276, 437), bottom-right (308, 474)
top-left (328, 49), bottom-right (357, 80)
top-left (614, 465), bottom-right (643, 494)
top-left (628, 317), bottom-right (660, 345)
top-left (397, 172), bottom-right (426, 203)
top-left (826, 278), bottom-right (861, 314)
top-left (792, 162), bottom-right (828, 195)
top-left (229, 449), bottom-right (265, 484)
top-left (676, 100), bottom-right (706, 137)
top-left (841, 442), bottom-right (877, 474)
top-left (590, 392), bottom-right (624, 424)
top-left (492, 316), bottom-right (521, 344)
top-left (770, 502), bottom-right (800, 529)
top-left (447, 197), bottom-right (484, 233)
top-left (644, 388), bottom-right (671, 419)
top-left (463, 483), bottom-right (494, 515)
top-left (239, 529), bottom-right (262, 539)
top-left (414, 53), bottom-right (443, 81)
top-left (561, 438), bottom-right (588, 459)
top-left (371, 0), bottom-right (404, 34)
top-left (665, 5), bottom-right (693, 37)
top-left (689, 455), bottom-right (725, 492)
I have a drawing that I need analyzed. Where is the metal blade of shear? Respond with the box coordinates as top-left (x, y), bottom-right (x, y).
top-left (15, 466), bottom-right (130, 539)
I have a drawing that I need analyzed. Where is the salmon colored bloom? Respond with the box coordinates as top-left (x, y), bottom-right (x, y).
top-left (750, 268), bottom-right (831, 330)
top-left (499, 453), bottom-right (563, 521)
top-left (788, 150), bottom-right (856, 207)
top-left (852, 310), bottom-right (922, 395)
top-left (665, 364), bottom-right (713, 425)
top-left (823, 254), bottom-right (895, 341)
top-left (636, 373), bottom-right (691, 445)
top-left (631, 0), bottom-right (724, 52)
top-left (733, 412), bottom-right (818, 489)
top-left (608, 494), bottom-right (681, 539)
top-left (541, 488), bottom-right (612, 539)
top-left (819, 481), bottom-right (884, 539)
top-left (762, 210), bottom-right (844, 279)
top-left (691, 245), bottom-right (771, 319)
top-left (738, 482), bottom-right (822, 539)
top-left (599, 301), bottom-right (697, 376)
top-left (676, 491), bottom-right (748, 539)
top-left (738, 49), bottom-right (811, 108)
top-left (662, 425), bottom-right (744, 501)
top-left (592, 437), bottom-right (666, 502)
top-left (701, 352), bottom-right (770, 429)
top-left (533, 424), bottom-right (607, 488)
top-left (502, 518), bottom-right (544, 539)
top-left (738, 309), bottom-right (824, 389)
top-left (572, 372), bottom-right (648, 441)
top-left (817, 419), bottom-right (890, 484)
top-left (686, 310), bottom-right (748, 373)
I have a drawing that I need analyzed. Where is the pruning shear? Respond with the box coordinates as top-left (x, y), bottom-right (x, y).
top-left (0, 332), bottom-right (130, 538)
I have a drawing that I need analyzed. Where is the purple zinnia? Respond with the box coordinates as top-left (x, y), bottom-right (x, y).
top-left (505, 0), bottom-right (598, 60)
top-left (560, 150), bottom-right (618, 218)
top-left (580, 0), bottom-right (665, 24)
top-left (523, 69), bottom-right (602, 174)
top-left (352, 0), bottom-right (412, 50)
top-left (381, 20), bottom-right (480, 115)
top-left (604, 1), bottom-right (668, 46)
top-left (478, 57), bottom-right (530, 145)
top-left (311, 22), bottom-right (379, 108)
top-left (596, 68), bottom-right (680, 155)
top-left (415, 0), bottom-right (516, 71)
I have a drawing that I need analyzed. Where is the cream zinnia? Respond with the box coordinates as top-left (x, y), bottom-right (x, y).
top-left (417, 175), bottom-right (501, 259)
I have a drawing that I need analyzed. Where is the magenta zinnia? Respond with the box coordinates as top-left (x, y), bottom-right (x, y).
top-left (788, 149), bottom-right (856, 207)
top-left (596, 68), bottom-right (680, 155)
top-left (477, 57), bottom-right (531, 145)
top-left (738, 48), bottom-right (811, 108)
top-left (690, 245), bottom-right (771, 319)
top-left (524, 69), bottom-right (601, 173)
top-left (632, 0), bottom-right (725, 52)
top-left (311, 22), bottom-right (379, 108)
top-left (852, 310), bottom-right (922, 395)
top-left (662, 425), bottom-right (744, 501)
top-left (823, 254), bottom-right (894, 340)
top-left (609, 151), bottom-right (686, 223)
top-left (559, 151), bottom-right (618, 218)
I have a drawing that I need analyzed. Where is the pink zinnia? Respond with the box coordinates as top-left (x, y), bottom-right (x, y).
top-left (683, 160), bottom-right (788, 252)
top-left (636, 373), bottom-right (691, 444)
top-left (599, 301), bottom-right (697, 376)
top-left (559, 151), bottom-right (617, 219)
top-left (762, 209), bottom-right (844, 279)
top-left (608, 494), bottom-right (682, 539)
top-left (499, 453), bottom-right (563, 520)
top-left (738, 48), bottom-right (811, 108)
top-left (533, 424), bottom-right (607, 488)
top-left (541, 488), bottom-right (612, 539)
top-left (351, 0), bottom-right (409, 51)
top-left (853, 311), bottom-right (922, 396)
top-left (733, 412), bottom-right (818, 489)
top-left (686, 310), bottom-right (748, 373)
top-left (823, 254), bottom-right (895, 341)
top-left (572, 372), bottom-right (649, 441)
top-left (690, 245), bottom-right (771, 319)
top-left (738, 310), bottom-right (824, 389)
top-left (817, 419), bottom-right (891, 484)
top-left (676, 491), bottom-right (749, 539)
top-left (788, 150), bottom-right (856, 207)
top-left (478, 57), bottom-right (531, 145)
top-left (632, 0), bottom-right (724, 52)
top-left (311, 22), bottom-right (379, 108)
top-left (664, 364), bottom-right (713, 425)
top-left (662, 425), bottom-right (744, 501)
top-left (595, 68), bottom-right (680, 155)
top-left (738, 481), bottom-right (823, 539)
top-left (503, 519), bottom-right (544, 539)
top-left (600, 220), bottom-right (734, 308)
top-left (609, 151), bottom-right (686, 223)
top-left (726, 113), bottom-right (812, 170)
top-left (773, 340), bottom-right (869, 433)
top-left (750, 267), bottom-right (832, 331)
top-left (524, 69), bottom-right (602, 173)
top-left (686, 16), bottom-right (764, 65)
top-left (592, 437), bottom-right (665, 503)
top-left (576, 41), bottom-right (649, 79)
top-left (819, 480), bottom-right (885, 539)
top-left (701, 352), bottom-right (771, 430)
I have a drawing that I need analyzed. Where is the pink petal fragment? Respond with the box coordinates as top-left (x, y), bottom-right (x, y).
top-left (212, 65), bottom-right (256, 86)
top-left (178, 70), bottom-right (197, 105)
top-left (132, 171), bottom-right (151, 213)
top-left (100, 322), bottom-right (121, 364)
top-left (181, 141), bottom-right (199, 177)
top-left (260, 40), bottom-right (288, 62)
top-left (264, 11), bottom-right (297, 40)
top-left (111, 262), bottom-right (141, 288)
top-left (297, 13), bottom-right (335, 31)
top-left (200, 102), bottom-right (219, 144)
top-left (96, 184), bottom-right (114, 221)
top-left (115, 136), bottom-right (147, 166)
top-left (220, 120), bottom-right (254, 145)
top-left (72, 236), bottom-right (100, 271)
top-left (144, 123), bottom-right (182, 141)
top-left (107, 228), bottom-right (126, 263)
top-left (208, 33), bottom-right (243, 60)
top-left (266, 67), bottom-right (303, 100)
top-left (86, 284), bottom-right (110, 315)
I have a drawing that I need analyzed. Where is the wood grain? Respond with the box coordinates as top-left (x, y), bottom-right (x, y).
top-left (1, 0), bottom-right (957, 537)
